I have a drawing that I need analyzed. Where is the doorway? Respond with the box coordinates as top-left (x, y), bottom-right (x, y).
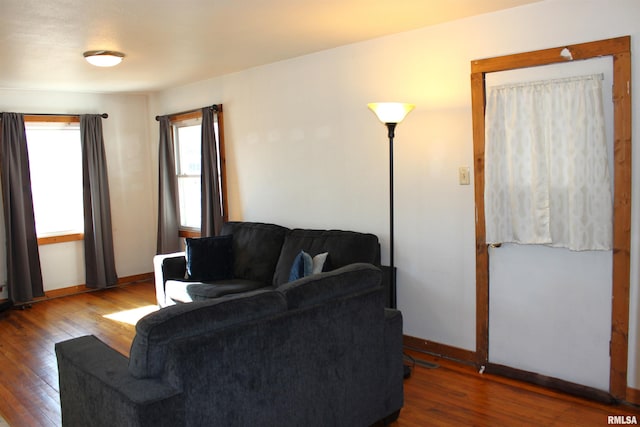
top-left (471, 36), bottom-right (632, 400)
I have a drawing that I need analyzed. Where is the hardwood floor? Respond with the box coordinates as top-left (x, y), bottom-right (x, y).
top-left (399, 353), bottom-right (640, 426)
top-left (0, 281), bottom-right (639, 426)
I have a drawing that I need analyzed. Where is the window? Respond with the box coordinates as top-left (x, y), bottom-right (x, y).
top-left (173, 118), bottom-right (202, 230)
top-left (171, 110), bottom-right (224, 236)
top-left (24, 118), bottom-right (84, 242)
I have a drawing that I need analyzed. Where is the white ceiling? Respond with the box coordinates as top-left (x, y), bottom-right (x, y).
top-left (0, 0), bottom-right (541, 94)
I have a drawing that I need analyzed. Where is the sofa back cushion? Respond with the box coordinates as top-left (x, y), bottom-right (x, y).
top-left (272, 229), bottom-right (381, 286)
top-left (277, 263), bottom-right (382, 309)
top-left (129, 290), bottom-right (287, 379)
top-left (220, 222), bottom-right (289, 283)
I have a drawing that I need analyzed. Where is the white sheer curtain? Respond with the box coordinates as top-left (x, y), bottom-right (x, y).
top-left (485, 74), bottom-right (612, 251)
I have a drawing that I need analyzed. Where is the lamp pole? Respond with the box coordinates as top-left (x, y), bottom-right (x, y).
top-left (386, 122), bottom-right (397, 308)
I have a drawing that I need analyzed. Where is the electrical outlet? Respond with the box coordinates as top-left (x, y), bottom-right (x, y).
top-left (459, 166), bottom-right (470, 185)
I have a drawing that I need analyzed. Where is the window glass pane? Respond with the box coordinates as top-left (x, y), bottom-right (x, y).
top-left (177, 176), bottom-right (201, 229)
top-left (176, 125), bottom-right (201, 175)
top-left (25, 123), bottom-right (83, 236)
top-left (174, 122), bottom-right (202, 229)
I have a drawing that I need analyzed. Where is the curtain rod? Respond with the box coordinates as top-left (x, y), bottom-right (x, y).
top-left (0, 112), bottom-right (108, 118)
top-left (155, 104), bottom-right (221, 121)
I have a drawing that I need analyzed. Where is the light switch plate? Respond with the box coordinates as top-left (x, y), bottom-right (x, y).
top-left (459, 166), bottom-right (470, 185)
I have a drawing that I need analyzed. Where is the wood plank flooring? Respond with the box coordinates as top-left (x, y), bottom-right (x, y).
top-left (0, 281), bottom-right (639, 426)
top-left (399, 352), bottom-right (640, 426)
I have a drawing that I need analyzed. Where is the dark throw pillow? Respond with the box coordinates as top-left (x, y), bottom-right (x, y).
top-left (185, 235), bottom-right (234, 281)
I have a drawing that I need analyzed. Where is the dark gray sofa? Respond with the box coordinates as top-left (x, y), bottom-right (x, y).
top-left (153, 221), bottom-right (381, 307)
top-left (55, 263), bottom-right (404, 426)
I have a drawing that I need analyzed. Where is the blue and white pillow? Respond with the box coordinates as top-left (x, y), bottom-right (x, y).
top-left (288, 250), bottom-right (328, 282)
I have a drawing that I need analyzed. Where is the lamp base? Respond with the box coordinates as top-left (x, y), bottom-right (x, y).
top-left (380, 265), bottom-right (397, 309)
top-left (404, 364), bottom-right (412, 379)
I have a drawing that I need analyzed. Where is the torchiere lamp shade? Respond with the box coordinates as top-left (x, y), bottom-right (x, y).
top-left (367, 103), bottom-right (415, 124)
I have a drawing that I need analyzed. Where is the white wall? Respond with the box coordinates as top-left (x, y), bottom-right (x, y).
top-left (0, 89), bottom-right (156, 292)
top-left (149, 0), bottom-right (640, 389)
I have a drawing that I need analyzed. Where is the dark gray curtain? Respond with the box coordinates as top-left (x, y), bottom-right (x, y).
top-left (156, 116), bottom-right (180, 254)
top-left (80, 115), bottom-right (117, 288)
top-left (200, 106), bottom-right (224, 237)
top-left (0, 113), bottom-right (44, 303)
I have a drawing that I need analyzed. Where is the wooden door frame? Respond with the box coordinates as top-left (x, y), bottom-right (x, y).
top-left (471, 36), bottom-right (632, 399)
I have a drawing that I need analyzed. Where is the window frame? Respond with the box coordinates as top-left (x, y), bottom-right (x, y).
top-left (173, 114), bottom-right (202, 234)
top-left (24, 115), bottom-right (85, 246)
top-left (168, 108), bottom-right (227, 238)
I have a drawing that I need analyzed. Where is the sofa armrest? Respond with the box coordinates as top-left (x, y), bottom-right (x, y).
top-left (55, 335), bottom-right (184, 427)
top-left (153, 252), bottom-right (186, 307)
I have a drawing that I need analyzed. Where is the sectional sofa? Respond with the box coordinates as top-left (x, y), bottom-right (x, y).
top-left (55, 263), bottom-right (404, 426)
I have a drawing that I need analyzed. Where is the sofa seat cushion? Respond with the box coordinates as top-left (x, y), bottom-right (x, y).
top-left (277, 263), bottom-right (382, 309)
top-left (165, 279), bottom-right (267, 304)
top-left (272, 229), bottom-right (381, 286)
top-left (129, 290), bottom-right (287, 379)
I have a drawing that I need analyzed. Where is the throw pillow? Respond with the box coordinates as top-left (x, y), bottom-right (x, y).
top-left (288, 251), bottom-right (330, 282)
top-left (288, 250), bottom-right (313, 282)
top-left (185, 235), bottom-right (234, 281)
top-left (312, 252), bottom-right (329, 274)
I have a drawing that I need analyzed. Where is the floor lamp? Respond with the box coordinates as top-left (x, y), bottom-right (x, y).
top-left (368, 102), bottom-right (415, 378)
top-left (367, 102), bottom-right (415, 307)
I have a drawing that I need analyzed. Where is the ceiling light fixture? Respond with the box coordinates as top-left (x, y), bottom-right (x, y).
top-left (83, 50), bottom-right (125, 67)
